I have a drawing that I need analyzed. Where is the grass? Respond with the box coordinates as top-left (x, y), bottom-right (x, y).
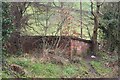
top-left (90, 61), bottom-right (112, 76)
top-left (2, 52), bottom-right (118, 78)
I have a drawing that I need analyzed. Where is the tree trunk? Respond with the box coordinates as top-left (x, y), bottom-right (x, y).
top-left (92, 15), bottom-right (99, 55)
top-left (91, 2), bottom-right (100, 55)
top-left (60, 2), bottom-right (64, 36)
top-left (10, 2), bottom-right (28, 54)
top-left (80, 1), bottom-right (82, 38)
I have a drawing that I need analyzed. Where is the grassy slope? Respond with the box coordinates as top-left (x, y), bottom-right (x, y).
top-left (2, 51), bottom-right (118, 78)
top-left (21, 2), bottom-right (94, 40)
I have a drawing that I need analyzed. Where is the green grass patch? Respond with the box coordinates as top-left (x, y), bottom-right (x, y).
top-left (3, 55), bottom-right (116, 78)
top-left (90, 61), bottom-right (112, 76)
top-left (30, 62), bottom-right (62, 77)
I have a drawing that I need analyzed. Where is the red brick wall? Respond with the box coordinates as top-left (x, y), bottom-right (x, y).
top-left (71, 40), bottom-right (90, 56)
top-left (5, 36), bottom-right (91, 57)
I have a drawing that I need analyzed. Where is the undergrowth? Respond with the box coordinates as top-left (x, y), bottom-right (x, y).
top-left (2, 52), bottom-right (118, 78)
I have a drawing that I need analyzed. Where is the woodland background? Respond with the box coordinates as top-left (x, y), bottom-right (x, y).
top-left (1, 1), bottom-right (120, 78)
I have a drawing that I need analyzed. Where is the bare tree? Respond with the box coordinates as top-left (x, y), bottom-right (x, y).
top-left (90, 1), bottom-right (103, 55)
top-left (10, 2), bottom-right (30, 54)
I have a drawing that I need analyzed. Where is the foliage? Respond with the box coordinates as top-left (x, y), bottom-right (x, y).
top-left (2, 2), bottom-right (15, 55)
top-left (99, 2), bottom-right (119, 52)
top-left (2, 2), bottom-right (15, 42)
top-left (2, 2), bottom-right (19, 78)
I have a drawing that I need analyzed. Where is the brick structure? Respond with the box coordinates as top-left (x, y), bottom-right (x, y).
top-left (5, 36), bottom-right (92, 58)
top-left (71, 39), bottom-right (91, 57)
